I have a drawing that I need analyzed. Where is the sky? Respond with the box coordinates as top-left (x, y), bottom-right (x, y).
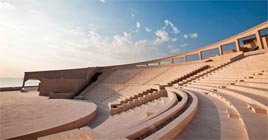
top-left (0, 0), bottom-right (267, 78)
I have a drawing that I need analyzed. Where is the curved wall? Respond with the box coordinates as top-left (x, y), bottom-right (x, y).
top-left (21, 21), bottom-right (268, 88)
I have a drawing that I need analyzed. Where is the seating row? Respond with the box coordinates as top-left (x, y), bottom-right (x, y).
top-left (109, 89), bottom-right (163, 115)
top-left (121, 88), bottom-right (197, 140)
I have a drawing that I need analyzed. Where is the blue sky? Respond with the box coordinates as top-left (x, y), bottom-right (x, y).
top-left (0, 0), bottom-right (267, 77)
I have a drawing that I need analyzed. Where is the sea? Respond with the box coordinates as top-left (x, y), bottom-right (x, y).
top-left (0, 78), bottom-right (40, 88)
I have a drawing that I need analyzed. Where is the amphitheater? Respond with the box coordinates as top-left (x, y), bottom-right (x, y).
top-left (0, 21), bottom-right (268, 140)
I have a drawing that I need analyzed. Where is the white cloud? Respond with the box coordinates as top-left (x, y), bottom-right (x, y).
top-left (171, 37), bottom-right (177, 42)
top-left (1, 15), bottom-right (169, 77)
top-left (108, 32), bottom-right (168, 62)
top-left (0, 1), bottom-right (179, 77)
top-left (189, 33), bottom-right (198, 38)
top-left (183, 33), bottom-right (198, 39)
top-left (135, 21), bottom-right (141, 32)
top-left (172, 27), bottom-right (179, 34)
top-left (154, 29), bottom-right (169, 45)
top-left (183, 34), bottom-right (188, 39)
top-left (0, 1), bottom-right (14, 9)
top-left (131, 13), bottom-right (135, 18)
top-left (164, 19), bottom-right (180, 34)
top-left (180, 43), bottom-right (188, 47)
top-left (164, 20), bottom-right (169, 26)
top-left (99, 0), bottom-right (106, 3)
top-left (145, 27), bottom-right (151, 32)
top-left (136, 21), bottom-right (141, 29)
top-left (112, 32), bottom-right (132, 47)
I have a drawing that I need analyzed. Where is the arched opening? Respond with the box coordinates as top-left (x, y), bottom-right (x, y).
top-left (21, 79), bottom-right (40, 92)
top-left (24, 79), bottom-right (41, 87)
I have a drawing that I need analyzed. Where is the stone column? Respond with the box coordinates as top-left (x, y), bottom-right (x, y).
top-left (263, 36), bottom-right (268, 49)
top-left (22, 74), bottom-right (26, 88)
top-left (219, 46), bottom-right (223, 55)
top-left (235, 39), bottom-right (241, 52)
top-left (256, 30), bottom-right (264, 49)
top-left (21, 75), bottom-right (26, 92)
top-left (22, 80), bottom-right (26, 88)
top-left (199, 51), bottom-right (203, 60)
top-left (184, 56), bottom-right (187, 62)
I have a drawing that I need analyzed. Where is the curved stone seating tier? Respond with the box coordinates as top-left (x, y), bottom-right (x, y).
top-left (193, 80), bottom-right (268, 90)
top-left (145, 97), bottom-right (169, 115)
top-left (121, 88), bottom-right (192, 139)
top-left (167, 65), bottom-right (210, 86)
top-left (112, 85), bottom-right (158, 99)
top-left (215, 69), bottom-right (268, 75)
top-left (175, 88), bottom-right (247, 140)
top-left (220, 84), bottom-right (267, 98)
top-left (83, 84), bottom-right (158, 106)
top-left (130, 89), bottom-right (179, 127)
top-left (176, 63), bottom-right (228, 86)
top-left (93, 100), bottom-right (162, 137)
top-left (183, 86), bottom-right (244, 118)
top-left (197, 75), bottom-right (268, 83)
top-left (127, 66), bottom-right (170, 85)
top-left (195, 78), bottom-right (268, 86)
top-left (238, 78), bottom-right (268, 83)
top-left (143, 89), bottom-right (198, 140)
top-left (208, 73), bottom-right (267, 79)
top-left (207, 72), bottom-right (268, 79)
top-left (183, 85), bottom-right (268, 140)
top-left (147, 64), bottom-right (205, 85)
top-left (103, 68), bottom-right (143, 84)
top-left (118, 85), bottom-right (159, 95)
top-left (200, 77), bottom-right (268, 83)
top-left (109, 90), bottom-right (164, 115)
top-left (83, 84), bottom-right (124, 100)
top-left (0, 93), bottom-right (97, 140)
top-left (234, 81), bottom-right (268, 89)
top-left (187, 84), bottom-right (268, 113)
top-left (191, 82), bottom-right (268, 99)
top-left (212, 69), bottom-right (268, 73)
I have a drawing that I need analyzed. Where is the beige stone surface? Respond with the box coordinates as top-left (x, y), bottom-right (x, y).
top-left (0, 91), bottom-right (96, 139)
top-left (1, 22), bottom-right (268, 140)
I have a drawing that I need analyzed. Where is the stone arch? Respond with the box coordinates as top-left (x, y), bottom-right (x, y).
top-left (22, 78), bottom-right (41, 88)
